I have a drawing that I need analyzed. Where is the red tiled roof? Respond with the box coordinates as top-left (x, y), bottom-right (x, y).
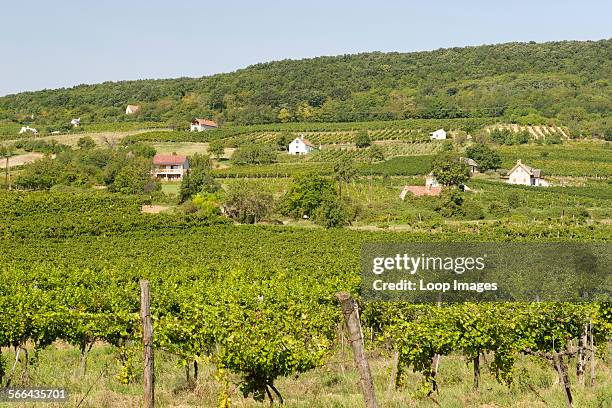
top-left (401, 186), bottom-right (441, 199)
top-left (301, 138), bottom-right (316, 148)
top-left (153, 154), bottom-right (187, 165)
top-left (192, 118), bottom-right (218, 127)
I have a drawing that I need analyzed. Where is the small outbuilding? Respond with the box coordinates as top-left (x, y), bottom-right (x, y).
top-left (190, 118), bottom-right (219, 132)
top-left (430, 129), bottom-right (447, 140)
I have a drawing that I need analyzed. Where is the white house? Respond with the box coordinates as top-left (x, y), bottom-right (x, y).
top-left (71, 118), bottom-right (81, 127)
top-left (426, 172), bottom-right (440, 188)
top-left (430, 129), bottom-right (447, 140)
top-left (125, 104), bottom-right (141, 115)
top-left (190, 118), bottom-right (219, 132)
top-left (506, 160), bottom-right (549, 186)
top-left (288, 135), bottom-right (318, 155)
top-left (18, 126), bottom-right (37, 134)
top-left (152, 154), bottom-right (190, 181)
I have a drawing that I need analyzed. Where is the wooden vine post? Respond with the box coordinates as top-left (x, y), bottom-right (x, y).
top-left (140, 280), bottom-right (155, 408)
top-left (336, 292), bottom-right (378, 408)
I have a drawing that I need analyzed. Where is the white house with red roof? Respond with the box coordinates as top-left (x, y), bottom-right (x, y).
top-left (190, 118), bottom-right (219, 132)
top-left (506, 159), bottom-right (549, 186)
top-left (288, 135), bottom-right (318, 155)
top-left (152, 154), bottom-right (190, 180)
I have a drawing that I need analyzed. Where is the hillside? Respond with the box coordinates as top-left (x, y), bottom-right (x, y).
top-left (0, 40), bottom-right (610, 136)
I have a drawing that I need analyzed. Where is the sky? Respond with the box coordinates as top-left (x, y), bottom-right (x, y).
top-left (0, 0), bottom-right (610, 96)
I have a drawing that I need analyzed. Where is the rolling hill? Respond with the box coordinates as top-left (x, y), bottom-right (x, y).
top-left (0, 39), bottom-right (610, 136)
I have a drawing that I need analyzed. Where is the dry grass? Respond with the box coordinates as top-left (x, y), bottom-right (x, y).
top-left (1, 342), bottom-right (609, 408)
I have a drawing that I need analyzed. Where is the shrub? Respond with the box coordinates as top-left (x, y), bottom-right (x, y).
top-left (313, 193), bottom-right (352, 228)
top-left (223, 182), bottom-right (274, 224)
top-left (232, 143), bottom-right (277, 165)
top-left (280, 174), bottom-right (336, 218)
top-left (354, 131), bottom-right (371, 148)
top-left (465, 144), bottom-right (501, 171)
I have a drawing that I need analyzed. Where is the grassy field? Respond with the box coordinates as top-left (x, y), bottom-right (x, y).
top-left (1, 342), bottom-right (609, 408)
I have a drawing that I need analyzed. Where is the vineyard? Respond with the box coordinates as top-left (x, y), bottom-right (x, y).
top-left (0, 191), bottom-right (610, 406)
top-left (122, 118), bottom-right (498, 146)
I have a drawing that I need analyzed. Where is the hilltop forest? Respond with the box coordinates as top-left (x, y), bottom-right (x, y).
top-left (0, 40), bottom-right (610, 136)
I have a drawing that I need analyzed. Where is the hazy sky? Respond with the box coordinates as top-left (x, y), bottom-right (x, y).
top-left (1, 0), bottom-right (610, 96)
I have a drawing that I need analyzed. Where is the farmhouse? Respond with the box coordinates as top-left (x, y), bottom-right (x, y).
top-left (190, 118), bottom-right (219, 132)
top-left (71, 118), bottom-right (81, 127)
top-left (430, 129), bottom-right (447, 140)
top-left (152, 154), bottom-right (189, 181)
top-left (288, 135), bottom-right (318, 155)
top-left (506, 160), bottom-right (549, 186)
top-left (125, 104), bottom-right (141, 114)
top-left (18, 126), bottom-right (37, 134)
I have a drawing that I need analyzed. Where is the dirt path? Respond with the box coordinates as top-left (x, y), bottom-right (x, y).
top-left (0, 152), bottom-right (45, 168)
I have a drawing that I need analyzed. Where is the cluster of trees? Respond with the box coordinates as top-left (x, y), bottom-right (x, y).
top-left (487, 128), bottom-right (562, 145)
top-left (13, 137), bottom-right (159, 194)
top-left (178, 155), bottom-right (360, 228)
top-left (0, 40), bottom-right (609, 136)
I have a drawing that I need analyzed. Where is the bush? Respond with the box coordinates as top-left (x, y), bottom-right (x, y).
top-left (223, 182), bottom-right (274, 223)
top-left (431, 152), bottom-right (469, 186)
top-left (127, 143), bottom-right (156, 158)
top-left (354, 131), bottom-right (371, 148)
top-left (465, 144), bottom-right (501, 171)
top-left (232, 143), bottom-right (277, 165)
top-left (461, 201), bottom-right (485, 220)
top-left (280, 174), bottom-right (336, 218)
top-left (488, 201), bottom-right (510, 218)
top-left (179, 167), bottom-right (220, 202)
top-left (77, 136), bottom-right (96, 150)
top-left (313, 194), bottom-right (352, 228)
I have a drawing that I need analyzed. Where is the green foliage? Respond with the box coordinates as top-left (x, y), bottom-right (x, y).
top-left (465, 144), bottom-right (502, 171)
top-left (333, 155), bottom-right (357, 197)
top-left (77, 136), bottom-right (96, 150)
top-left (1, 40), bottom-right (609, 134)
top-left (280, 174), bottom-right (336, 218)
top-left (431, 152), bottom-right (469, 186)
top-left (223, 181), bottom-right (274, 223)
top-left (354, 131), bottom-right (372, 148)
top-left (313, 193), bottom-right (352, 228)
top-left (209, 140), bottom-right (225, 159)
top-left (192, 192), bottom-right (222, 217)
top-left (12, 139), bottom-right (71, 154)
top-left (127, 143), bottom-right (156, 158)
top-left (368, 144), bottom-right (385, 162)
top-left (110, 161), bottom-right (155, 195)
top-left (179, 167), bottom-right (220, 203)
top-left (490, 128), bottom-right (515, 145)
top-left (232, 143), bottom-right (277, 165)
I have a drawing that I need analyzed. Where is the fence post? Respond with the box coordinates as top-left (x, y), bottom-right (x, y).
top-left (336, 292), bottom-right (378, 408)
top-left (140, 280), bottom-right (155, 408)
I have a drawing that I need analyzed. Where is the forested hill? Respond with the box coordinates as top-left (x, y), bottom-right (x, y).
top-left (1, 40), bottom-right (610, 133)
